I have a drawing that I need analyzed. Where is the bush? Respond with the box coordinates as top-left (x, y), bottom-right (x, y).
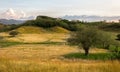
top-left (9, 31), bottom-right (19, 37)
top-left (110, 46), bottom-right (120, 60)
top-left (116, 34), bottom-right (120, 41)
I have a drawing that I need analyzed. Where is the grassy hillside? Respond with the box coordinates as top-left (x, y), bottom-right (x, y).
top-left (15, 26), bottom-right (47, 34)
top-left (14, 26), bottom-right (69, 34)
top-left (47, 26), bottom-right (70, 33)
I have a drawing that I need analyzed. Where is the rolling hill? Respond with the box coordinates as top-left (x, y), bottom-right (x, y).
top-left (14, 26), bottom-right (69, 34)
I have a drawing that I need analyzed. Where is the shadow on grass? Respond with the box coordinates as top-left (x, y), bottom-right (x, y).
top-left (25, 41), bottom-right (66, 45)
top-left (63, 53), bottom-right (112, 60)
top-left (0, 41), bottom-right (66, 48)
top-left (0, 41), bottom-right (23, 48)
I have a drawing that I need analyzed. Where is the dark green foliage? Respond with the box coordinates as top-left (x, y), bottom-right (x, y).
top-left (67, 27), bottom-right (113, 56)
top-left (22, 16), bottom-right (82, 31)
top-left (110, 46), bottom-right (120, 60)
top-left (9, 31), bottom-right (19, 37)
top-left (111, 52), bottom-right (120, 60)
top-left (0, 24), bottom-right (22, 32)
top-left (63, 53), bottom-right (112, 60)
top-left (116, 34), bottom-right (120, 41)
top-left (100, 23), bottom-right (120, 32)
top-left (36, 16), bottom-right (56, 20)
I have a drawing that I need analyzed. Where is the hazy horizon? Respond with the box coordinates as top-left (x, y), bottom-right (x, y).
top-left (0, 0), bottom-right (120, 19)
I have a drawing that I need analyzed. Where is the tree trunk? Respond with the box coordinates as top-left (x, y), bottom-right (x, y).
top-left (83, 47), bottom-right (89, 56)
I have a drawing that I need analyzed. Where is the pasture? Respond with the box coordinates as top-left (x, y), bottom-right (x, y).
top-left (0, 32), bottom-right (119, 72)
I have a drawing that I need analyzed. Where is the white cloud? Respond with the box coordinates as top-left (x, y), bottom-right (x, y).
top-left (0, 8), bottom-right (27, 19)
top-left (20, 10), bottom-right (26, 18)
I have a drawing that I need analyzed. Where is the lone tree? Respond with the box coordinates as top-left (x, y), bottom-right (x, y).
top-left (67, 27), bottom-right (112, 56)
top-left (9, 31), bottom-right (19, 37)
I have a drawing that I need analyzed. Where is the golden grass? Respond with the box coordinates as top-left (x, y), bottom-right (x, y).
top-left (0, 59), bottom-right (119, 72)
top-left (0, 44), bottom-right (119, 72)
top-left (10, 33), bottom-right (68, 43)
top-left (0, 44), bottom-right (109, 61)
top-left (0, 32), bottom-right (119, 72)
top-left (14, 26), bottom-right (69, 34)
top-left (0, 32), bottom-right (68, 43)
top-left (15, 26), bottom-right (47, 34)
top-left (49, 26), bottom-right (70, 33)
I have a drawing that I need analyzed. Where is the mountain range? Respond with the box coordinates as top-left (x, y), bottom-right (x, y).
top-left (62, 15), bottom-right (120, 22)
top-left (0, 19), bottom-right (26, 24)
top-left (1, 15), bottom-right (120, 24)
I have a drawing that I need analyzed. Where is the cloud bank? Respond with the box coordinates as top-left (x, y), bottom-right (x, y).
top-left (0, 8), bottom-right (35, 20)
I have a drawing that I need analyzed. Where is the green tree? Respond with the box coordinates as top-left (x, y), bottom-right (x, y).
top-left (116, 34), bottom-right (120, 41)
top-left (67, 27), bottom-right (112, 56)
top-left (98, 32), bottom-right (113, 49)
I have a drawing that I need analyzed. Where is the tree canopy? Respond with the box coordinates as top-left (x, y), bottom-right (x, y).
top-left (67, 27), bottom-right (114, 56)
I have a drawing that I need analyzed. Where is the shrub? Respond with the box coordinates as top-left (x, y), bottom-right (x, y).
top-left (9, 31), bottom-right (19, 37)
top-left (116, 34), bottom-right (120, 41)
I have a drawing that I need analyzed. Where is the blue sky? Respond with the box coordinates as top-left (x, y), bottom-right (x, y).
top-left (0, 0), bottom-right (120, 19)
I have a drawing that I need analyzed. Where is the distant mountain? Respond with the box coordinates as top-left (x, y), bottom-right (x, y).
top-left (62, 15), bottom-right (120, 22)
top-left (0, 19), bottom-right (26, 24)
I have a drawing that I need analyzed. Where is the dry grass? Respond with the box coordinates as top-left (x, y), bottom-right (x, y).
top-left (0, 32), bottom-right (120, 72)
top-left (0, 59), bottom-right (119, 72)
top-left (0, 44), bottom-right (78, 61)
top-left (0, 33), bottom-right (68, 43)
top-left (15, 26), bottom-right (69, 34)
top-left (0, 44), bottom-right (119, 72)
top-left (0, 44), bottom-right (108, 61)
top-left (49, 26), bottom-right (70, 33)
top-left (15, 26), bottom-right (47, 34)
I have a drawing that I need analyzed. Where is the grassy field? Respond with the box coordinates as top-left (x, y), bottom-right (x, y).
top-left (0, 44), bottom-right (119, 72)
top-left (0, 32), bottom-right (120, 72)
top-left (0, 32), bottom-right (68, 43)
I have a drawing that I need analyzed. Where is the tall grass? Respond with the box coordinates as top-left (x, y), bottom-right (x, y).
top-left (0, 58), bottom-right (119, 72)
top-left (0, 44), bottom-right (119, 72)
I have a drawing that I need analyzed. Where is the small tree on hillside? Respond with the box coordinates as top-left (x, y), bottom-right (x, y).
top-left (98, 32), bottom-right (113, 49)
top-left (67, 27), bottom-right (112, 56)
top-left (9, 31), bottom-right (19, 37)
